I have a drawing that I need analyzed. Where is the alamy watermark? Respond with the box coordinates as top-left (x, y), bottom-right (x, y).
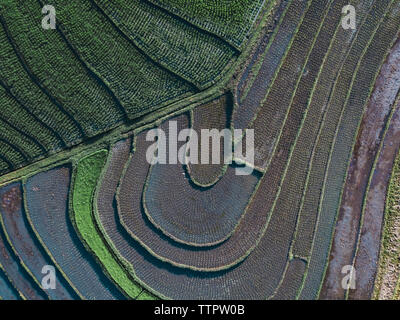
top-left (341, 265), bottom-right (356, 290)
top-left (145, 121), bottom-right (255, 176)
top-left (41, 5), bottom-right (56, 30)
top-left (41, 265), bottom-right (56, 290)
top-left (342, 5), bottom-right (356, 30)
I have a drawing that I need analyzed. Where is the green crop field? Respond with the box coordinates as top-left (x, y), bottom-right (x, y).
top-left (0, 0), bottom-right (400, 303)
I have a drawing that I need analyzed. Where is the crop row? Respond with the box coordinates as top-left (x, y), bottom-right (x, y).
top-left (0, 35), bottom-right (63, 155)
top-left (319, 27), bottom-right (400, 300)
top-left (0, 82), bottom-right (58, 154)
top-left (349, 93), bottom-right (400, 299)
top-left (23, 165), bottom-right (125, 299)
top-left (235, 0), bottom-right (289, 104)
top-left (244, 0), bottom-right (329, 170)
top-left (0, 157), bottom-right (157, 299)
top-left (106, 0), bottom-right (351, 293)
top-left (144, 147), bottom-right (259, 246)
top-left (0, 87), bottom-right (48, 167)
top-left (147, 0), bottom-right (266, 48)
top-left (271, 258), bottom-right (307, 300)
top-left (0, 0), bottom-right (211, 176)
top-left (93, 0), bottom-right (236, 89)
top-left (290, 0), bottom-right (374, 259)
top-left (300, 0), bottom-right (400, 299)
top-left (248, 0), bottom-right (349, 298)
top-left (2, 1), bottom-right (125, 137)
top-left (0, 22), bottom-right (80, 148)
top-left (0, 185), bottom-right (46, 299)
top-left (292, 0), bottom-right (382, 266)
top-left (117, 115), bottom-right (263, 269)
top-left (46, 0), bottom-right (195, 119)
top-left (233, 0), bottom-right (309, 130)
top-left (94, 138), bottom-right (168, 299)
top-left (95, 124), bottom-right (283, 297)
top-left (0, 267), bottom-right (20, 300)
top-left (109, 35), bottom-right (335, 295)
top-left (0, 183), bottom-right (77, 300)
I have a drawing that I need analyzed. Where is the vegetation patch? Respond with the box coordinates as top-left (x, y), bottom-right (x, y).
top-left (72, 150), bottom-right (142, 299)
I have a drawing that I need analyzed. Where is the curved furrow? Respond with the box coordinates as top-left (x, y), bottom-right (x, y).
top-left (92, 0), bottom-right (237, 89)
top-left (145, 0), bottom-right (342, 256)
top-left (108, 37), bottom-right (343, 295)
top-left (239, 0), bottom-right (330, 170)
top-left (0, 23), bottom-right (78, 148)
top-left (0, 7), bottom-right (86, 138)
top-left (144, 164), bottom-right (259, 247)
top-left (24, 166), bottom-right (125, 300)
top-left (0, 158), bottom-right (11, 175)
top-left (46, 0), bottom-right (196, 119)
top-left (118, 115), bottom-right (270, 271)
top-left (0, 127), bottom-right (38, 166)
top-left (290, 0), bottom-right (375, 259)
top-left (270, 258), bottom-right (307, 300)
top-left (0, 139), bottom-right (27, 167)
top-left (187, 94), bottom-right (232, 188)
top-left (0, 267), bottom-right (20, 300)
top-left (0, 80), bottom-right (63, 154)
top-left (0, 183), bottom-right (78, 300)
top-left (235, 0), bottom-right (289, 103)
top-left (300, 0), bottom-right (400, 299)
top-left (292, 0), bottom-right (382, 260)
top-left (95, 131), bottom-right (296, 298)
top-left (116, 0), bottom-right (341, 273)
top-left (1, 0), bottom-right (124, 137)
top-left (234, 0), bottom-right (309, 129)
top-left (0, 79), bottom-right (64, 151)
top-left (143, 113), bottom-right (259, 246)
top-left (0, 188), bottom-right (47, 300)
top-left (71, 150), bottom-right (142, 299)
top-left (0, 116), bottom-right (41, 162)
top-left (145, 0), bottom-right (266, 49)
top-left (96, 123), bottom-right (307, 298)
top-left (0, 86), bottom-right (48, 161)
top-left (349, 92), bottom-right (400, 299)
top-left (233, 0), bottom-right (351, 298)
top-left (0, 115), bottom-right (46, 156)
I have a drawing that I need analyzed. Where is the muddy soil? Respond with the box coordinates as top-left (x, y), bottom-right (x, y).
top-left (320, 36), bottom-right (400, 300)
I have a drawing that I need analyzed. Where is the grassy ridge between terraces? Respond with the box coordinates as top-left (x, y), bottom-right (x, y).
top-left (71, 150), bottom-right (142, 299)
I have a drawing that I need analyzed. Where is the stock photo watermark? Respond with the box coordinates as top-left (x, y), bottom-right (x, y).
top-left (145, 121), bottom-right (255, 176)
top-left (341, 265), bottom-right (356, 290)
top-left (342, 5), bottom-right (356, 30)
top-left (41, 265), bottom-right (56, 290)
top-left (41, 5), bottom-right (56, 30)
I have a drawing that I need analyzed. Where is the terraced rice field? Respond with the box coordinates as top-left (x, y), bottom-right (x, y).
top-left (0, 0), bottom-right (400, 301)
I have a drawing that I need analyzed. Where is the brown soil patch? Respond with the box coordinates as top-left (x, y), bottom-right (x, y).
top-left (1, 186), bottom-right (21, 215)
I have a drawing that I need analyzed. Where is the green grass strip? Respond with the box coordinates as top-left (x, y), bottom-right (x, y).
top-left (137, 291), bottom-right (158, 300)
top-left (71, 150), bottom-right (141, 299)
